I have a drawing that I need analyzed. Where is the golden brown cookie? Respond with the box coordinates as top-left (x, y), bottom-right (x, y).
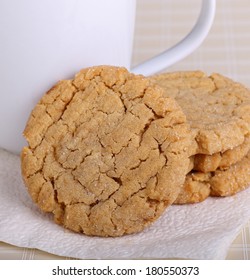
top-left (151, 71), bottom-right (250, 155)
top-left (175, 152), bottom-right (250, 204)
top-left (210, 151), bottom-right (250, 197)
top-left (174, 172), bottom-right (211, 204)
top-left (21, 66), bottom-right (192, 237)
top-left (193, 134), bottom-right (250, 172)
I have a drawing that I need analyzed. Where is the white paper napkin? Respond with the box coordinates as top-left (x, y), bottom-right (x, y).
top-left (0, 148), bottom-right (250, 260)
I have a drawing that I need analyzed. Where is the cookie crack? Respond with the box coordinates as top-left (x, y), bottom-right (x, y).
top-left (30, 82), bottom-right (78, 152)
top-left (137, 117), bottom-right (155, 147)
top-left (143, 103), bottom-right (163, 119)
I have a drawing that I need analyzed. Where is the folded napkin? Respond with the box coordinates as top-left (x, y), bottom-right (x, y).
top-left (0, 148), bottom-right (250, 259)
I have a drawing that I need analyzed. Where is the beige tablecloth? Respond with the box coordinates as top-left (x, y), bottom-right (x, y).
top-left (0, 0), bottom-right (249, 259)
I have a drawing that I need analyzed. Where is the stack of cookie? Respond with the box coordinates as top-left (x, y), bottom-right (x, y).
top-left (151, 71), bottom-right (250, 204)
top-left (21, 66), bottom-right (250, 237)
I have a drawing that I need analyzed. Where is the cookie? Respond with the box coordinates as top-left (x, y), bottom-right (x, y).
top-left (174, 172), bottom-right (211, 204)
top-left (21, 66), bottom-right (192, 237)
top-left (210, 151), bottom-right (250, 197)
top-left (175, 152), bottom-right (250, 204)
top-left (150, 71), bottom-right (250, 155)
top-left (193, 134), bottom-right (250, 172)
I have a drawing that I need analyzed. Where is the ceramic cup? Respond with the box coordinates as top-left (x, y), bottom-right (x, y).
top-left (0, 0), bottom-right (216, 153)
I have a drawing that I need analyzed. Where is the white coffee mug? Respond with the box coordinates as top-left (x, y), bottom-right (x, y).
top-left (0, 0), bottom-right (216, 154)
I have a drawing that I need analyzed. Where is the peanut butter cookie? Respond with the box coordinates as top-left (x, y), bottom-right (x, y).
top-left (151, 71), bottom-right (250, 155)
top-left (175, 152), bottom-right (250, 204)
top-left (21, 66), bottom-right (192, 237)
top-left (151, 71), bottom-right (250, 204)
top-left (193, 134), bottom-right (250, 172)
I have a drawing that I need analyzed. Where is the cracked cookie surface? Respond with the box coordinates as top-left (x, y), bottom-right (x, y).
top-left (21, 66), bottom-right (191, 237)
top-left (151, 71), bottom-right (250, 155)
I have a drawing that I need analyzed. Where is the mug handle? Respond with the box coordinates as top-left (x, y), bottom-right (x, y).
top-left (131, 0), bottom-right (216, 76)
